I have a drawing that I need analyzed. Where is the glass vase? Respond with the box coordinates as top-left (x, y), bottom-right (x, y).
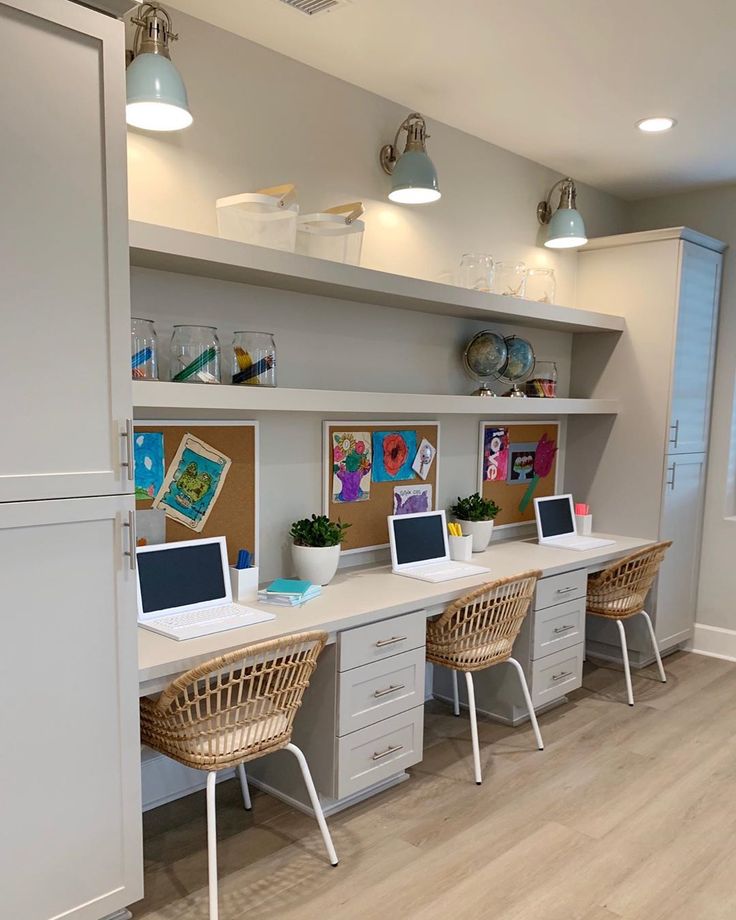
top-left (131, 317), bottom-right (158, 380)
top-left (169, 325), bottom-right (221, 384)
top-left (526, 268), bottom-right (556, 304)
top-left (232, 332), bottom-right (277, 386)
top-left (457, 252), bottom-right (494, 292)
top-left (493, 261), bottom-right (527, 297)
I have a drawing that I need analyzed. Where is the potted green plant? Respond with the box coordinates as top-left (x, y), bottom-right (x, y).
top-left (289, 514), bottom-right (351, 586)
top-left (450, 493), bottom-right (501, 552)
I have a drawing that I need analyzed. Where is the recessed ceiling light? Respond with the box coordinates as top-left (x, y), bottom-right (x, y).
top-left (636, 116), bottom-right (677, 133)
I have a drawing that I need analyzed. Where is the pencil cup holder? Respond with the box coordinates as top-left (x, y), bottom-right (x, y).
top-left (575, 514), bottom-right (592, 536)
top-left (229, 565), bottom-right (259, 602)
top-left (449, 534), bottom-right (473, 562)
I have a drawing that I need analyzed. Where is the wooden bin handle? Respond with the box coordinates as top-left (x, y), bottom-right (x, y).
top-left (324, 201), bottom-right (364, 224)
top-left (256, 183), bottom-right (297, 208)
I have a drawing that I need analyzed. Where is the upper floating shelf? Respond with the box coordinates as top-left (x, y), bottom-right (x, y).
top-left (129, 221), bottom-right (626, 335)
top-left (133, 381), bottom-right (619, 419)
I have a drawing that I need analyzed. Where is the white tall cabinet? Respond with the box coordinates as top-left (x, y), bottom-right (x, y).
top-left (567, 228), bottom-right (724, 665)
top-left (0, 2), bottom-right (142, 918)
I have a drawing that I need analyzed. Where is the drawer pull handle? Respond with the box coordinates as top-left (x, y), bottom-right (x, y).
top-left (556, 586), bottom-right (578, 595)
top-left (375, 636), bottom-right (407, 648)
top-left (372, 743), bottom-right (404, 761)
top-left (551, 670), bottom-right (573, 682)
top-left (373, 683), bottom-right (406, 698)
top-left (553, 624), bottom-right (576, 634)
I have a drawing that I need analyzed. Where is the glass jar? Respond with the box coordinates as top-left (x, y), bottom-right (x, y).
top-left (527, 360), bottom-right (558, 397)
top-left (493, 261), bottom-right (527, 297)
top-left (457, 252), bottom-right (494, 292)
top-left (232, 332), bottom-right (277, 386)
top-left (526, 268), bottom-right (556, 304)
top-left (169, 325), bottom-right (221, 384)
top-left (131, 317), bottom-right (158, 380)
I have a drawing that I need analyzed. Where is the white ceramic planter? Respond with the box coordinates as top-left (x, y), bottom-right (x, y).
top-left (292, 543), bottom-right (341, 586)
top-left (455, 519), bottom-right (494, 553)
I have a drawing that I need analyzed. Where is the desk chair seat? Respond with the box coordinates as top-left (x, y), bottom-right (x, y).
top-left (426, 571), bottom-right (543, 784)
top-left (586, 541), bottom-right (672, 706)
top-left (140, 631), bottom-right (337, 920)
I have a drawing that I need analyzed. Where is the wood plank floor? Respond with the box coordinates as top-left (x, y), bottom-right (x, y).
top-left (131, 652), bottom-right (736, 919)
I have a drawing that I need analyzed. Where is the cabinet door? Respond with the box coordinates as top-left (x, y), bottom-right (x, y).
top-left (0, 1), bottom-right (132, 502)
top-left (668, 242), bottom-right (721, 455)
top-left (656, 453), bottom-right (707, 647)
top-left (0, 495), bottom-right (142, 919)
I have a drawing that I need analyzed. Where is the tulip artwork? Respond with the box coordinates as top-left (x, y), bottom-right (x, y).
top-left (518, 432), bottom-right (558, 513)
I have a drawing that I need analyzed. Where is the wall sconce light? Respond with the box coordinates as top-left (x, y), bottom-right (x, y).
top-left (537, 177), bottom-right (587, 249)
top-left (380, 113), bottom-right (441, 204)
top-left (126, 4), bottom-right (193, 132)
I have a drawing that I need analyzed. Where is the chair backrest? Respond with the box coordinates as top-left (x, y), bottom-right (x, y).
top-left (586, 541), bottom-right (672, 617)
top-left (426, 570), bottom-right (541, 671)
top-left (146, 631), bottom-right (327, 768)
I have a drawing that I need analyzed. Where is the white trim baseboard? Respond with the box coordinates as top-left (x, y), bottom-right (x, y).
top-left (685, 623), bottom-right (736, 663)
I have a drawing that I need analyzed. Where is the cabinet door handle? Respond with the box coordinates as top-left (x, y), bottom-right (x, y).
top-left (669, 419), bottom-right (679, 448)
top-left (373, 683), bottom-right (406, 698)
top-left (556, 586), bottom-right (578, 595)
top-left (667, 463), bottom-right (676, 490)
top-left (375, 636), bottom-right (407, 648)
top-left (553, 624), bottom-right (576, 634)
top-left (123, 510), bottom-right (137, 571)
top-left (120, 418), bottom-right (135, 481)
top-left (551, 670), bottom-right (572, 682)
top-left (372, 743), bottom-right (404, 761)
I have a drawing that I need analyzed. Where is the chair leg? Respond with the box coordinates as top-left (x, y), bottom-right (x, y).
top-left (451, 669), bottom-right (460, 716)
top-left (507, 657), bottom-right (544, 751)
top-left (206, 771), bottom-right (219, 920)
top-left (237, 762), bottom-right (252, 811)
top-left (286, 742), bottom-right (338, 866)
top-left (640, 610), bottom-right (667, 683)
top-left (616, 619), bottom-right (635, 706)
top-left (464, 671), bottom-right (482, 785)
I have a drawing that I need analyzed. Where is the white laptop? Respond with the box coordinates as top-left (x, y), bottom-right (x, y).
top-left (136, 536), bottom-right (275, 641)
top-left (388, 510), bottom-right (490, 583)
top-left (534, 495), bottom-right (615, 552)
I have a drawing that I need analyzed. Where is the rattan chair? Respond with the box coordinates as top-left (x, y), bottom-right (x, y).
top-left (140, 631), bottom-right (337, 920)
top-left (586, 541), bottom-right (671, 706)
top-left (426, 570), bottom-right (543, 784)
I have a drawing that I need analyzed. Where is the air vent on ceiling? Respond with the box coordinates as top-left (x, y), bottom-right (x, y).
top-left (279, 0), bottom-right (351, 15)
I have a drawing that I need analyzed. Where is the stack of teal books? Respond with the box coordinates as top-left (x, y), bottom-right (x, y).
top-left (258, 579), bottom-right (322, 607)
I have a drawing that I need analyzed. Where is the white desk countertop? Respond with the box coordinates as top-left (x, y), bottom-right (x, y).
top-left (138, 534), bottom-right (651, 695)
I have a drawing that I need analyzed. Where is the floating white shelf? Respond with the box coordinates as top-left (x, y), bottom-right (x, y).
top-left (129, 221), bottom-right (626, 335)
top-left (133, 381), bottom-right (619, 419)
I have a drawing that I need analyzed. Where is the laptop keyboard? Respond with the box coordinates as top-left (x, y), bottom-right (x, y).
top-left (153, 605), bottom-right (246, 630)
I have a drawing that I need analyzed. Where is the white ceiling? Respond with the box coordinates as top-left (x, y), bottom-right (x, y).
top-left (171, 0), bottom-right (736, 200)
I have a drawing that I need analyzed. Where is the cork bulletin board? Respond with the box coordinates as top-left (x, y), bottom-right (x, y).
top-left (478, 420), bottom-right (560, 529)
top-left (134, 421), bottom-right (258, 565)
top-left (323, 421), bottom-right (440, 553)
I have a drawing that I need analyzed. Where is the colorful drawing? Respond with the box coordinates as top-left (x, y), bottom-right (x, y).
top-left (372, 430), bottom-right (417, 482)
top-left (393, 484), bottom-right (432, 515)
top-left (508, 443), bottom-right (537, 482)
top-left (412, 438), bottom-right (437, 481)
top-left (518, 432), bottom-right (558, 512)
top-left (484, 427), bottom-right (509, 482)
top-left (332, 431), bottom-right (372, 503)
top-left (153, 434), bottom-right (231, 532)
top-left (134, 431), bottom-right (165, 501)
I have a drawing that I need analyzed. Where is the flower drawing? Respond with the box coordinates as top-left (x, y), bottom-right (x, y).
top-left (382, 433), bottom-right (409, 477)
top-left (332, 431), bottom-right (372, 502)
top-left (519, 432), bottom-right (558, 513)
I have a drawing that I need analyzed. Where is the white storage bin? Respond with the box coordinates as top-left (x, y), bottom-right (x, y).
top-left (296, 202), bottom-right (365, 265)
top-left (216, 184), bottom-right (298, 251)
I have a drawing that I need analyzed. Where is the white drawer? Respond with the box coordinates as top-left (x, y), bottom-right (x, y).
top-left (338, 648), bottom-right (425, 736)
top-left (532, 597), bottom-right (586, 660)
top-left (531, 644), bottom-right (583, 708)
top-left (338, 610), bottom-right (426, 671)
top-left (336, 705), bottom-right (424, 799)
top-left (535, 569), bottom-right (587, 610)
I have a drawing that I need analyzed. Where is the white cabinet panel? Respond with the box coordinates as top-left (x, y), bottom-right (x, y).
top-left (0, 495), bottom-right (142, 919)
top-left (337, 648), bottom-right (425, 736)
top-left (669, 242), bottom-right (721, 455)
top-left (0, 1), bottom-right (131, 502)
top-left (657, 453), bottom-right (707, 646)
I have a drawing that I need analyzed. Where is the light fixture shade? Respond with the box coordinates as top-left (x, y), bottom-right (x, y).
top-left (126, 52), bottom-right (193, 131)
top-left (388, 149), bottom-right (441, 204)
top-left (544, 207), bottom-right (587, 249)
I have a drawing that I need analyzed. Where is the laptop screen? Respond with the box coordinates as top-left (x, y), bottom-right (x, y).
top-left (392, 513), bottom-right (447, 565)
top-left (537, 497), bottom-right (575, 538)
top-left (137, 541), bottom-right (227, 614)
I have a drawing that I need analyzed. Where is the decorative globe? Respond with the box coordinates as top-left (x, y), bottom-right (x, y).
top-left (463, 331), bottom-right (508, 380)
